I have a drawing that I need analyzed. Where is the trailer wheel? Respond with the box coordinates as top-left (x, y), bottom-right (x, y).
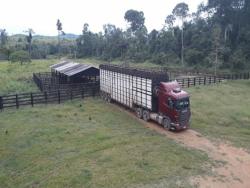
top-left (163, 117), bottom-right (171, 130)
top-left (107, 95), bottom-right (111, 103)
top-left (100, 91), bottom-right (105, 100)
top-left (136, 108), bottom-right (143, 119)
top-left (142, 110), bottom-right (150, 122)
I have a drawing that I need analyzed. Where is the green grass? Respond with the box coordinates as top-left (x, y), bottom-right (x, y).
top-left (0, 59), bottom-right (56, 95)
top-left (0, 99), bottom-right (211, 188)
top-left (1, 58), bottom-right (250, 187)
top-left (0, 59), bottom-right (165, 95)
top-left (187, 80), bottom-right (250, 150)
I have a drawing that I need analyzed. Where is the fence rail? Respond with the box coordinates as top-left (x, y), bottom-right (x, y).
top-left (175, 72), bottom-right (250, 88)
top-left (0, 86), bottom-right (99, 111)
top-left (1, 71), bottom-right (249, 111)
top-left (33, 73), bottom-right (100, 92)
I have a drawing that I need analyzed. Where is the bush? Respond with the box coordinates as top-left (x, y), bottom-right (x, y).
top-left (10, 50), bottom-right (31, 65)
top-left (151, 52), bottom-right (180, 65)
top-left (185, 49), bottom-right (204, 66)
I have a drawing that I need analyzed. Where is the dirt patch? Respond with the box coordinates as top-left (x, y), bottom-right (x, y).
top-left (116, 105), bottom-right (250, 188)
top-left (144, 123), bottom-right (250, 188)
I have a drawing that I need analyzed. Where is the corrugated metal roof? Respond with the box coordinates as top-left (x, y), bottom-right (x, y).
top-left (50, 61), bottom-right (98, 77)
top-left (50, 61), bottom-right (69, 69)
top-left (63, 64), bottom-right (93, 76)
top-left (55, 62), bottom-right (79, 72)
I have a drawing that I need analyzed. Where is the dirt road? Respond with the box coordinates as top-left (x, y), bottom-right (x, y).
top-left (119, 106), bottom-right (250, 188)
top-left (143, 121), bottom-right (250, 188)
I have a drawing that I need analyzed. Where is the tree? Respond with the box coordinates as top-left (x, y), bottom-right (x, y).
top-left (76, 23), bottom-right (95, 57)
top-left (165, 14), bottom-right (176, 36)
top-left (56, 19), bottom-right (63, 57)
top-left (25, 28), bottom-right (35, 57)
top-left (172, 2), bottom-right (189, 66)
top-left (124, 9), bottom-right (148, 61)
top-left (0, 29), bottom-right (8, 48)
top-left (124, 9), bottom-right (145, 33)
top-left (9, 50), bottom-right (31, 65)
top-left (212, 24), bottom-right (222, 75)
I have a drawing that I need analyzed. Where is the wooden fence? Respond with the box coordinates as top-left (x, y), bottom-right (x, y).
top-left (0, 86), bottom-right (99, 111)
top-left (33, 73), bottom-right (100, 92)
top-left (175, 72), bottom-right (250, 88)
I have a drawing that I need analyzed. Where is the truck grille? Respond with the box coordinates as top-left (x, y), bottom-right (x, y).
top-left (179, 110), bottom-right (189, 126)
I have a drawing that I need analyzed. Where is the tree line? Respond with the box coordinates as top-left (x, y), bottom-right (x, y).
top-left (0, 0), bottom-right (249, 70)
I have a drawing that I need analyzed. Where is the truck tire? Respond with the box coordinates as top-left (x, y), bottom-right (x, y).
top-left (142, 110), bottom-right (150, 122)
top-left (107, 95), bottom-right (111, 103)
top-left (163, 117), bottom-right (171, 130)
top-left (136, 108), bottom-right (143, 119)
top-left (100, 91), bottom-right (105, 100)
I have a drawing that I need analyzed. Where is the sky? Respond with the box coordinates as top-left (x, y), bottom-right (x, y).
top-left (0, 0), bottom-right (207, 36)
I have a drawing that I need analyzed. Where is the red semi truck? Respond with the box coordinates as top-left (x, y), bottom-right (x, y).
top-left (99, 64), bottom-right (191, 131)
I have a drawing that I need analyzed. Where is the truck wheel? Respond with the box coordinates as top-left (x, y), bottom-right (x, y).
top-left (107, 95), bottom-right (111, 103)
top-left (136, 108), bottom-right (143, 119)
top-left (142, 110), bottom-right (150, 122)
top-left (100, 91), bottom-right (105, 100)
top-left (163, 117), bottom-right (171, 130)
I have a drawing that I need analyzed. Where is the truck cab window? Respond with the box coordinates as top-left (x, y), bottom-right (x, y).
top-left (175, 98), bottom-right (190, 110)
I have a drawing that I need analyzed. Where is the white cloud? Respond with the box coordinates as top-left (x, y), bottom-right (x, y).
top-left (0, 0), bottom-right (206, 35)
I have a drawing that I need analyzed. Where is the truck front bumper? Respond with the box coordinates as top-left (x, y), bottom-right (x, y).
top-left (170, 122), bottom-right (189, 131)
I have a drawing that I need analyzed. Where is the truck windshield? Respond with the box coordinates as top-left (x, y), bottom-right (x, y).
top-left (175, 98), bottom-right (190, 110)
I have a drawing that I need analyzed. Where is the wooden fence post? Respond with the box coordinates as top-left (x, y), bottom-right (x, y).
top-left (16, 94), bottom-right (19, 109)
top-left (31, 93), bottom-right (34, 107)
top-left (198, 77), bottom-right (201, 85)
top-left (0, 97), bottom-right (3, 111)
top-left (44, 91), bottom-right (48, 104)
top-left (194, 77), bottom-right (196, 86)
top-left (81, 88), bottom-right (84, 99)
top-left (70, 90), bottom-right (73, 100)
top-left (214, 76), bottom-right (216, 84)
top-left (204, 77), bottom-right (206, 85)
top-left (188, 78), bottom-right (190, 88)
top-left (58, 90), bottom-right (61, 104)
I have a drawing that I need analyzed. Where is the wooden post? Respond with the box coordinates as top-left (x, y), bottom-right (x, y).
top-left (16, 94), bottom-right (19, 109)
top-left (44, 91), bottom-right (48, 104)
top-left (0, 96), bottom-right (3, 111)
top-left (70, 90), bottom-right (73, 100)
top-left (31, 93), bottom-right (34, 107)
top-left (198, 77), bottom-right (201, 85)
top-left (204, 77), bottom-right (206, 85)
top-left (214, 76), bottom-right (216, 84)
top-left (188, 78), bottom-right (190, 88)
top-left (58, 90), bottom-right (61, 104)
top-left (209, 76), bottom-right (211, 84)
top-left (182, 79), bottom-right (184, 88)
top-left (194, 77), bottom-right (196, 86)
top-left (81, 89), bottom-right (84, 99)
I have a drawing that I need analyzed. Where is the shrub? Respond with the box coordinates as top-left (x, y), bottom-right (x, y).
top-left (9, 50), bottom-right (31, 65)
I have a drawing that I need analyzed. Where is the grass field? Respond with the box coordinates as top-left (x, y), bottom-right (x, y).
top-left (0, 99), bottom-right (212, 188)
top-left (187, 80), bottom-right (250, 150)
top-left (1, 59), bottom-right (250, 187)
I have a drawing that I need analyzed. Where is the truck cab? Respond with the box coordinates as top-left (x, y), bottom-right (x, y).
top-left (158, 81), bottom-right (191, 130)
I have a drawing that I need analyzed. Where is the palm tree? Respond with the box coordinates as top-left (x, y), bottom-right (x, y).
top-left (56, 19), bottom-right (63, 57)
